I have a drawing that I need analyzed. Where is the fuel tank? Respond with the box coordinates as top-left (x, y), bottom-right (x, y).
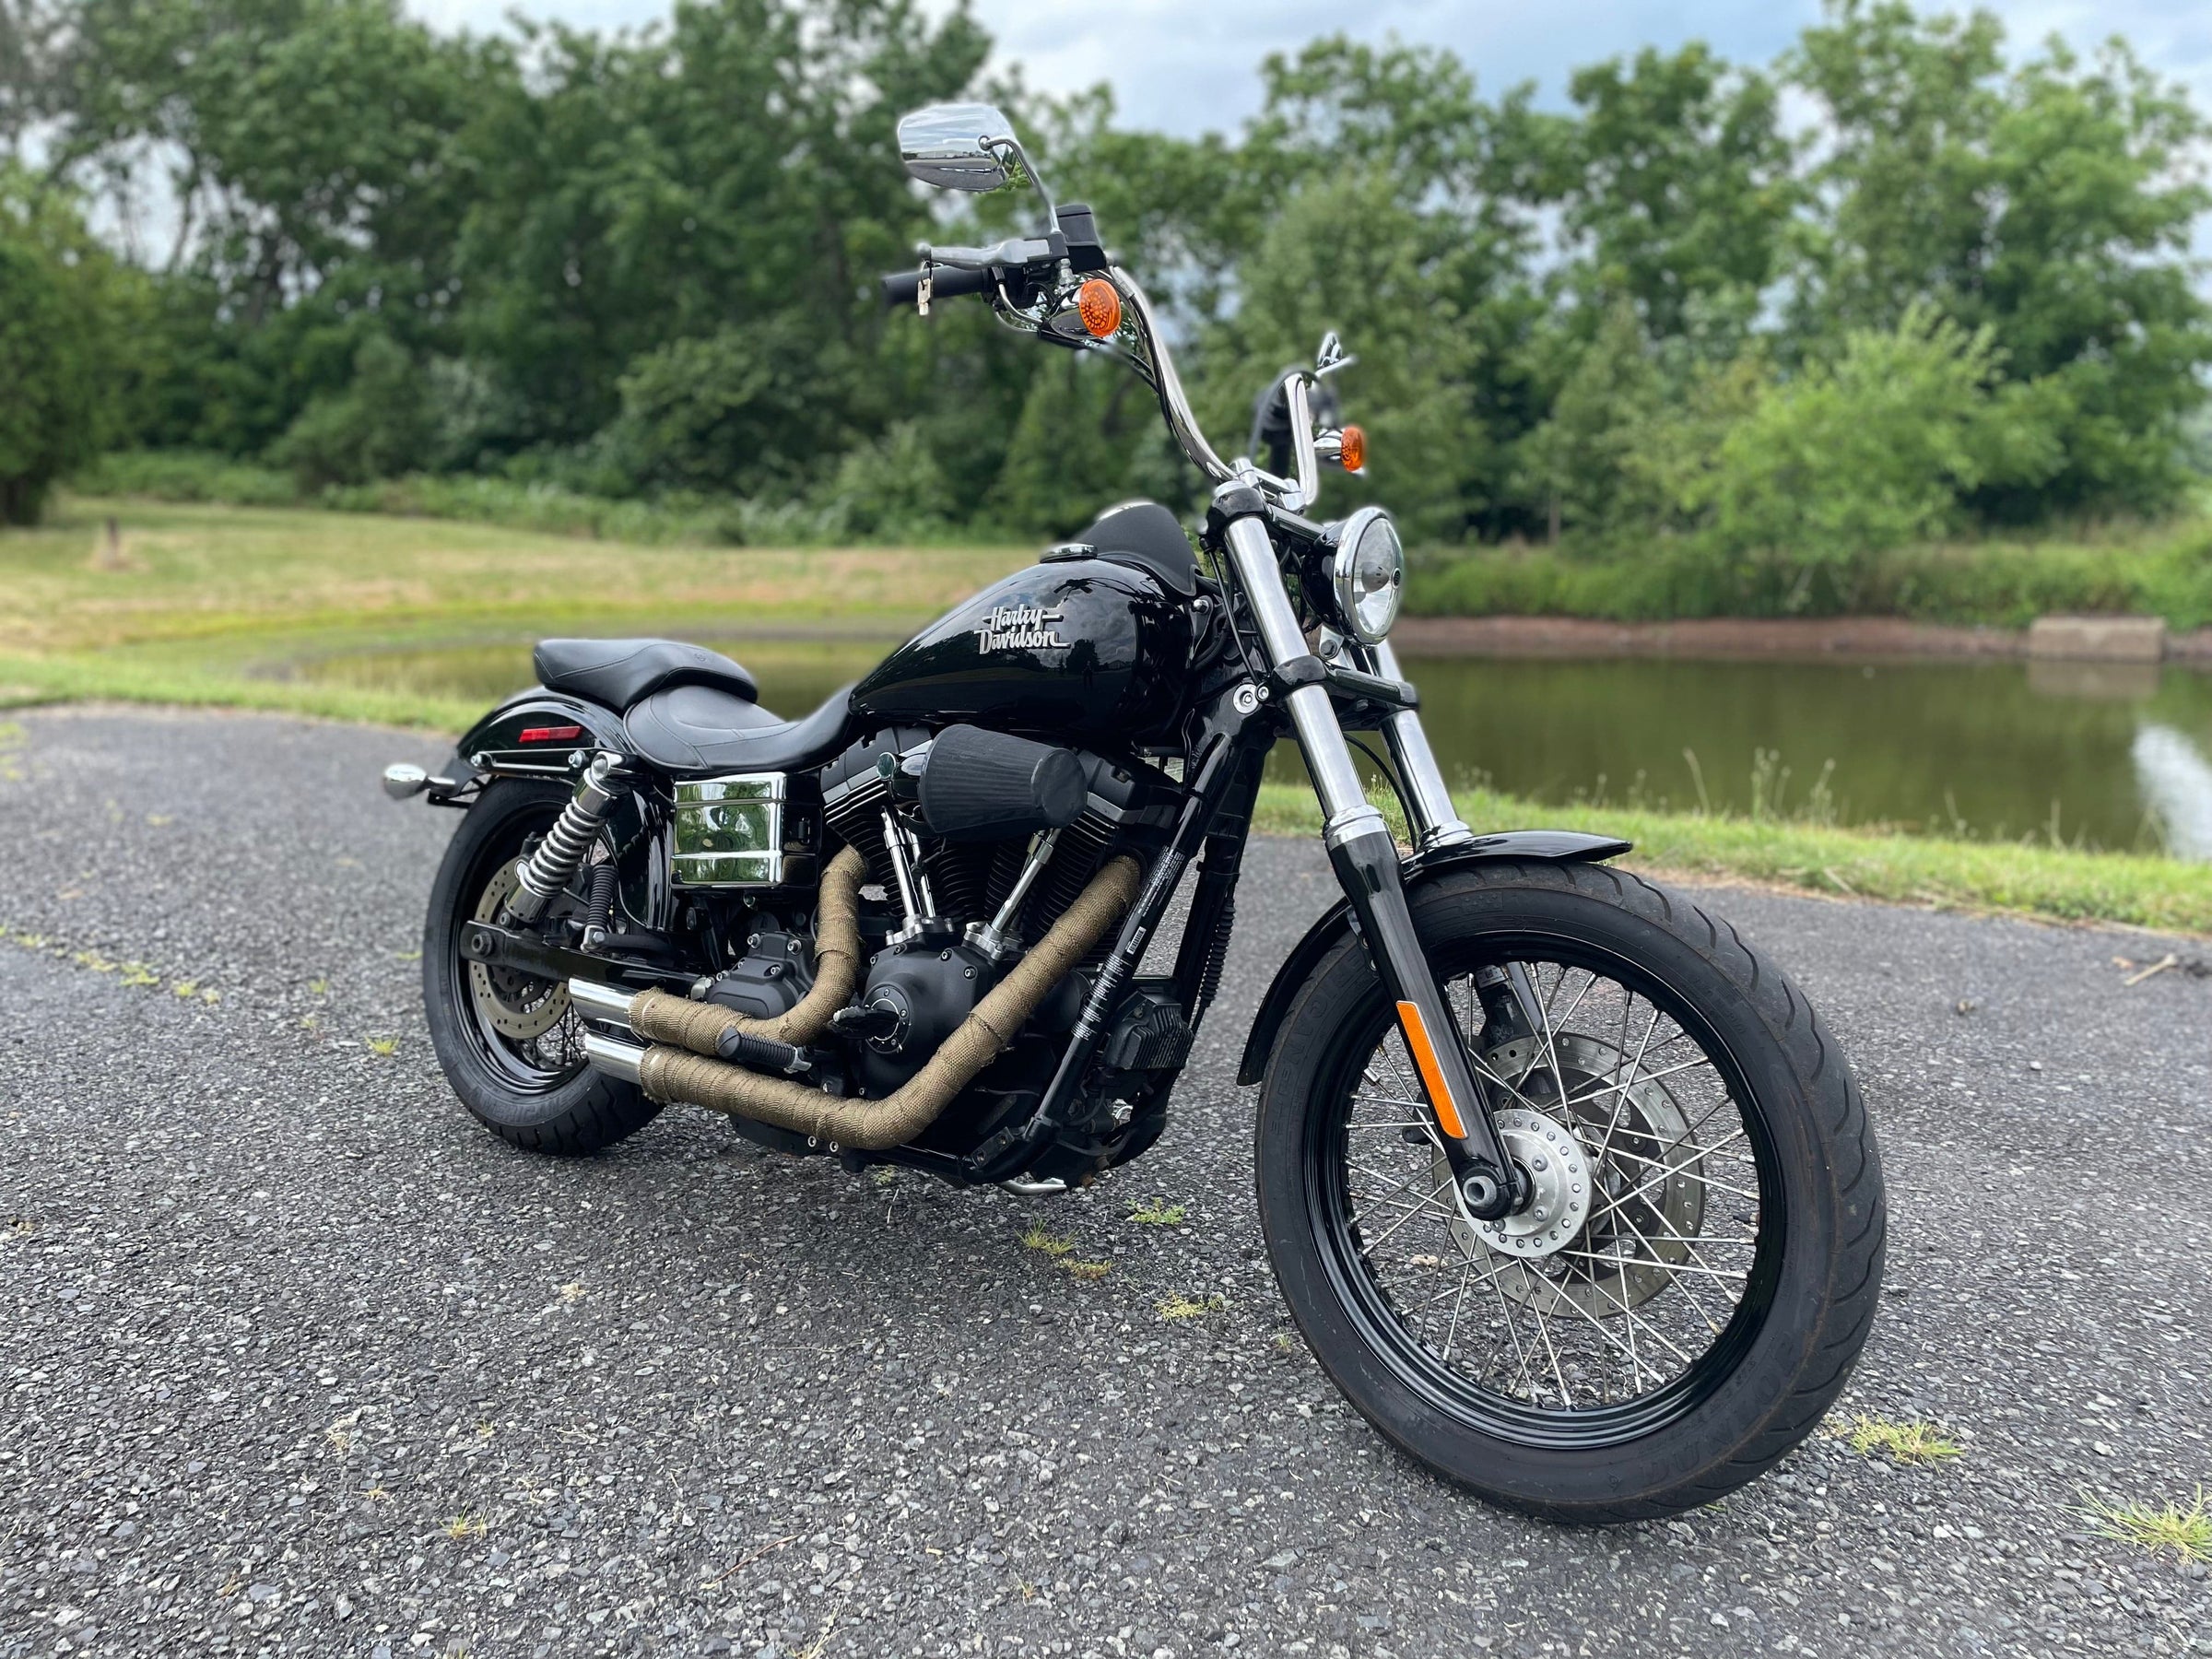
top-left (853, 554), bottom-right (1194, 748)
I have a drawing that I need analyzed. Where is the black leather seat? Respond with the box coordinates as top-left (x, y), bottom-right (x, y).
top-left (624, 682), bottom-right (857, 773)
top-left (533, 638), bottom-right (759, 711)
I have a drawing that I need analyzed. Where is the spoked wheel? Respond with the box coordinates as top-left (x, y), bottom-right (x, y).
top-left (1256, 861), bottom-right (1883, 1523)
top-left (461, 853), bottom-right (592, 1084)
top-left (421, 780), bottom-right (661, 1154)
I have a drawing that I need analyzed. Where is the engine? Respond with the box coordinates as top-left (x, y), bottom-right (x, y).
top-left (806, 723), bottom-right (1179, 1153)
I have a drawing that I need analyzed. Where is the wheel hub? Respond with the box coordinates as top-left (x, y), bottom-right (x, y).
top-left (1470, 1108), bottom-right (1589, 1259)
top-left (468, 859), bottom-right (570, 1041)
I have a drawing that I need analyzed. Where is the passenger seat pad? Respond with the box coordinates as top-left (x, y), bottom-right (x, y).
top-left (533, 638), bottom-right (759, 711)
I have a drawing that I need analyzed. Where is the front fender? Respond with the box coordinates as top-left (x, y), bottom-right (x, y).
top-left (1233, 830), bottom-right (1632, 1087)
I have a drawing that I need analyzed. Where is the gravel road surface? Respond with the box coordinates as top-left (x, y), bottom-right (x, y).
top-left (2, 706), bottom-right (2209, 1659)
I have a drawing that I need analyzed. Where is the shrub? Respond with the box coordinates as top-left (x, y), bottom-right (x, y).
top-left (269, 331), bottom-right (434, 488)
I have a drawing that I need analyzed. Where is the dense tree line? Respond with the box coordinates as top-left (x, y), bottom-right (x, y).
top-left (2, 0), bottom-right (2208, 606)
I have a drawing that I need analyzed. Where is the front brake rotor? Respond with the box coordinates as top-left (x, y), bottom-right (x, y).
top-left (1432, 1030), bottom-right (1707, 1318)
top-left (468, 859), bottom-right (570, 1041)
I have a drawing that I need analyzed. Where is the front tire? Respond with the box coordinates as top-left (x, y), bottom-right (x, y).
top-left (422, 780), bottom-right (662, 1155)
top-left (1255, 860), bottom-right (1884, 1523)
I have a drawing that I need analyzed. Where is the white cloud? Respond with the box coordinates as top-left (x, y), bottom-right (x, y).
top-left (404, 0), bottom-right (2212, 135)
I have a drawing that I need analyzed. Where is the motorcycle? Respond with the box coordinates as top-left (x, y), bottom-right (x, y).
top-left (382, 101), bottom-right (1885, 1523)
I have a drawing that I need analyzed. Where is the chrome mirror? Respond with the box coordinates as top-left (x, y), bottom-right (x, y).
top-left (899, 103), bottom-right (1017, 192)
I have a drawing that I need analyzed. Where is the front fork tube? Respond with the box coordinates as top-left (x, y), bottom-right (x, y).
top-left (1218, 513), bottom-right (1518, 1219)
top-left (1360, 640), bottom-right (1473, 851)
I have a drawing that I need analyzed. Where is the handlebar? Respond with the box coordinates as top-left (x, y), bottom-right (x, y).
top-left (879, 264), bottom-right (997, 311)
top-left (881, 257), bottom-right (1240, 489)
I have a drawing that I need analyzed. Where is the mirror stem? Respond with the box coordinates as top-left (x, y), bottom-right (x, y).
top-left (985, 134), bottom-right (1058, 233)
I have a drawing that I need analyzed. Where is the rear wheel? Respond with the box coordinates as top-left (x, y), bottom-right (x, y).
top-left (422, 780), bottom-right (661, 1154)
top-left (1255, 860), bottom-right (1883, 1523)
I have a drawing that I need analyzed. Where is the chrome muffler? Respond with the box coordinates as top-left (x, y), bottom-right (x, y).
top-left (581, 1030), bottom-right (646, 1084)
top-left (568, 979), bottom-right (639, 1032)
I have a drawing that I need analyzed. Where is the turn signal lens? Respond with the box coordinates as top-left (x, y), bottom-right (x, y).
top-left (1337, 423), bottom-right (1367, 473)
top-left (1075, 277), bottom-right (1122, 338)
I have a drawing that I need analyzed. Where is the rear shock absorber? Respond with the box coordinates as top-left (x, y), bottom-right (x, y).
top-left (506, 752), bottom-right (626, 925)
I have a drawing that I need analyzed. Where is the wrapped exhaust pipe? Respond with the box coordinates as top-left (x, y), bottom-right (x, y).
top-left (567, 843), bottom-right (868, 1052)
top-left (582, 854), bottom-right (1140, 1152)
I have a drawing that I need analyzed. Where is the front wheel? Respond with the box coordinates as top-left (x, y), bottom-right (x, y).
top-left (1255, 860), bottom-right (1884, 1523)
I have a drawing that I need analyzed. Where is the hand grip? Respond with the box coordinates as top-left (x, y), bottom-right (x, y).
top-left (879, 264), bottom-right (996, 311)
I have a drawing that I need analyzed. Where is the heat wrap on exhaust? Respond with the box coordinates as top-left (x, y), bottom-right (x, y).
top-left (629, 844), bottom-right (867, 1053)
top-left (634, 853), bottom-right (1141, 1151)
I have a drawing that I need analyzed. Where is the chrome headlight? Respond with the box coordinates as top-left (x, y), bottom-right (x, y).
top-left (1329, 507), bottom-right (1404, 644)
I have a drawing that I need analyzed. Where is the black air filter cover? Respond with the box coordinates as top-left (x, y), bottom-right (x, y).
top-left (917, 724), bottom-right (1086, 843)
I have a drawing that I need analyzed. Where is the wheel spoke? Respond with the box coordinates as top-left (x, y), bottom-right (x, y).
top-left (1326, 947), bottom-right (1773, 1422)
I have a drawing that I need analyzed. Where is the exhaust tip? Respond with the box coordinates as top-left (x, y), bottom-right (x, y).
top-left (567, 979), bottom-right (639, 1032)
top-left (581, 1030), bottom-right (646, 1084)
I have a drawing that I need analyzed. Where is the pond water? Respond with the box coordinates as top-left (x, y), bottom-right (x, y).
top-left (293, 637), bottom-right (2212, 858)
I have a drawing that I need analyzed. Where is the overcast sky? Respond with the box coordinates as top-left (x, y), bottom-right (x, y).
top-left (402, 0), bottom-right (2212, 135)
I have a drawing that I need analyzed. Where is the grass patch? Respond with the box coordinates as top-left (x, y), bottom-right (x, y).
top-left (1842, 1414), bottom-right (1962, 1465)
top-left (1127, 1198), bottom-right (1187, 1226)
top-left (2080, 1488), bottom-right (2212, 1565)
top-left (1252, 782), bottom-right (2212, 935)
top-left (0, 495), bottom-right (1029, 734)
top-left (364, 1036), bottom-right (399, 1057)
top-left (1058, 1259), bottom-right (1111, 1280)
top-left (1020, 1226), bottom-right (1075, 1258)
top-left (1157, 1292), bottom-right (1229, 1321)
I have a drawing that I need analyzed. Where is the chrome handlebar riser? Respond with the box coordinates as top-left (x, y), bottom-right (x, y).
top-left (1106, 269), bottom-right (1234, 485)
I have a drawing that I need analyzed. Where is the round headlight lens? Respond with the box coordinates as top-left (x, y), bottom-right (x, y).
top-left (1331, 508), bottom-right (1404, 644)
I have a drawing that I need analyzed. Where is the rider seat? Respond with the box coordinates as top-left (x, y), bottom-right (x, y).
top-left (623, 682), bottom-right (858, 774)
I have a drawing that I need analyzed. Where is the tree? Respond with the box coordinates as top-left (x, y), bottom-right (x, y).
top-left (1517, 303), bottom-right (1670, 547)
top-left (1789, 1), bottom-right (2212, 515)
top-left (1556, 44), bottom-right (1799, 342)
top-left (0, 171), bottom-right (137, 523)
top-left (269, 328), bottom-right (434, 488)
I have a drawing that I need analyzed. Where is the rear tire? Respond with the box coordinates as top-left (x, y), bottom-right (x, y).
top-left (1254, 859), bottom-right (1884, 1523)
top-left (422, 780), bottom-right (662, 1155)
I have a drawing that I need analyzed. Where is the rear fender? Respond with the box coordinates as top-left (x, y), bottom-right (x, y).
top-left (1234, 830), bottom-right (1632, 1087)
top-left (455, 689), bottom-right (633, 782)
top-left (451, 690), bottom-right (669, 933)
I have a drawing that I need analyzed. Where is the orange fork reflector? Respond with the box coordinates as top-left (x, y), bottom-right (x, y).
top-left (1395, 1000), bottom-right (1467, 1141)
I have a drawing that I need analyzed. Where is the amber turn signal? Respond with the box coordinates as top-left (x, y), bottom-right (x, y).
top-left (1337, 423), bottom-right (1367, 472)
top-left (1075, 277), bottom-right (1122, 338)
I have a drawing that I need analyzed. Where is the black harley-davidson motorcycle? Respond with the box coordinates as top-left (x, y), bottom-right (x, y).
top-left (382, 103), bottom-right (1885, 1522)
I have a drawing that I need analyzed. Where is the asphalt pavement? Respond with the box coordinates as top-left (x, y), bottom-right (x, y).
top-left (2, 705), bottom-right (2209, 1659)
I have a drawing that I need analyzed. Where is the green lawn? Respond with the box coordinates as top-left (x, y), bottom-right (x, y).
top-left (0, 496), bottom-right (1031, 728)
top-left (6, 495), bottom-right (2208, 934)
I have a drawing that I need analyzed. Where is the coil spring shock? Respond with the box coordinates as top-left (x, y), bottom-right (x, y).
top-left (506, 753), bottom-right (625, 925)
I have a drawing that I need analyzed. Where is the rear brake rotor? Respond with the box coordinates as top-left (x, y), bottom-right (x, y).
top-left (468, 859), bottom-right (570, 1041)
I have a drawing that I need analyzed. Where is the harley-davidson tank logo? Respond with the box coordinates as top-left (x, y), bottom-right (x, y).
top-left (974, 602), bottom-right (1068, 653)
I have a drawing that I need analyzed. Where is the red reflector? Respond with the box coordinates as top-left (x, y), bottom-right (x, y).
top-left (518, 724), bottom-right (583, 743)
